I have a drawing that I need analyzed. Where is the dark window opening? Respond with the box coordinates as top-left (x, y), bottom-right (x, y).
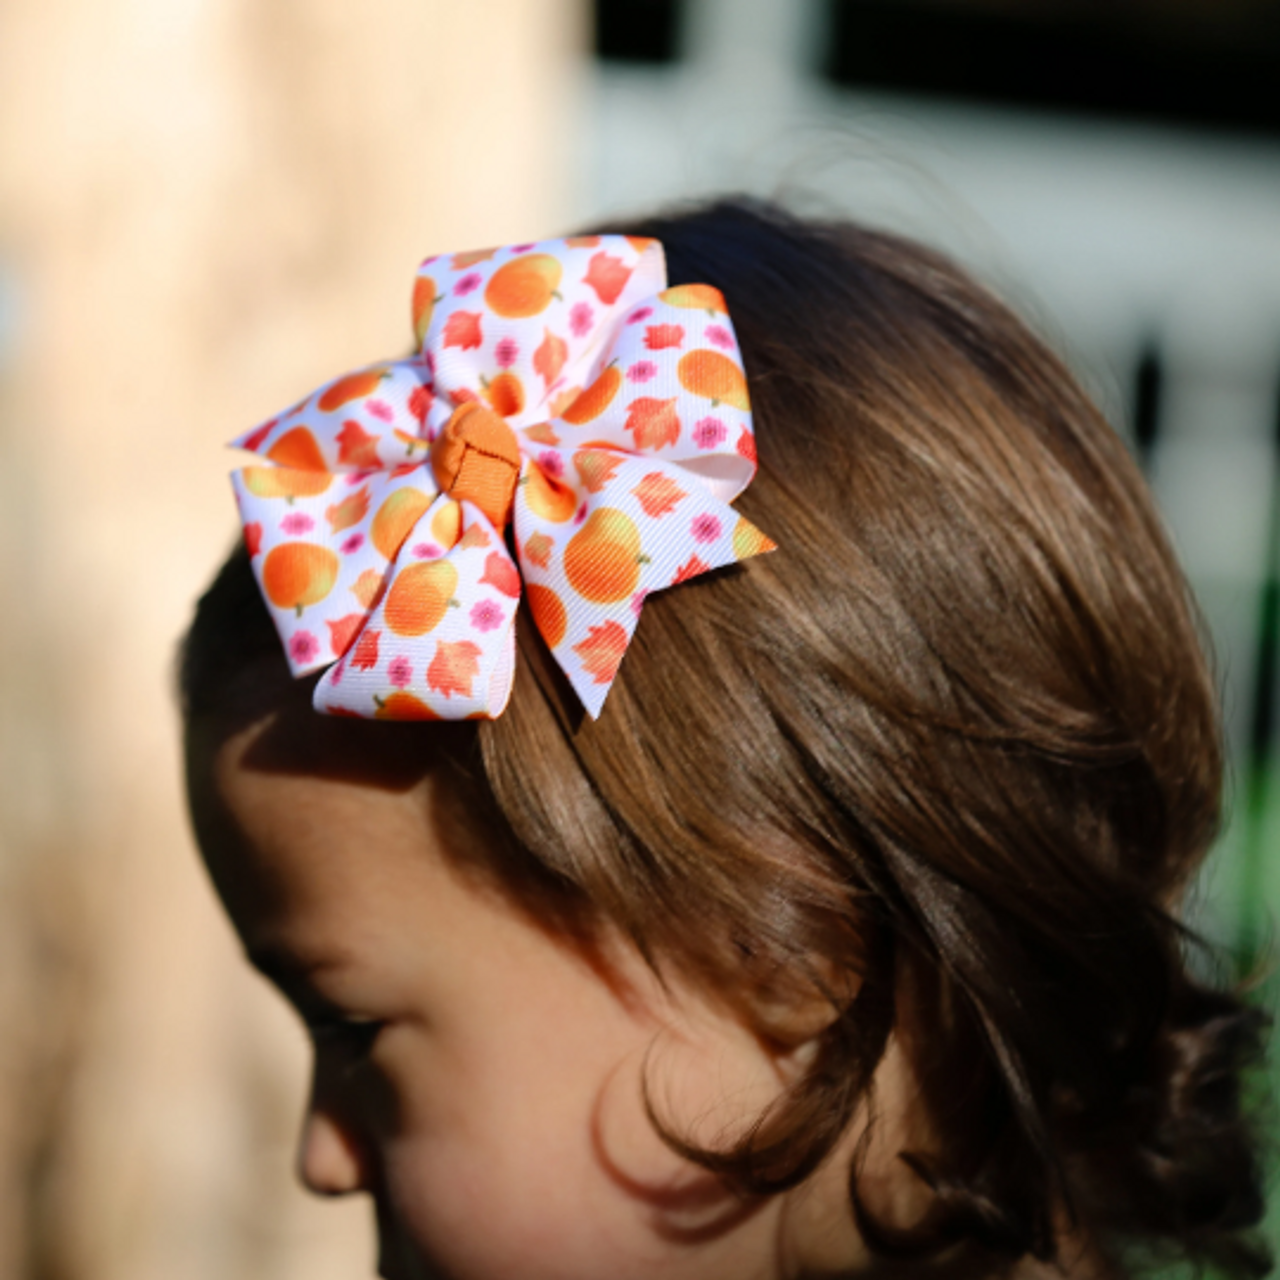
top-left (594, 0), bottom-right (683, 64)
top-left (825, 0), bottom-right (1280, 137)
top-left (1131, 346), bottom-right (1164, 464)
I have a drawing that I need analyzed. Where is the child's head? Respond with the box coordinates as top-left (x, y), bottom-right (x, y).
top-left (183, 199), bottom-right (1268, 1280)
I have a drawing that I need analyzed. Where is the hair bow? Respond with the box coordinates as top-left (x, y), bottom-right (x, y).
top-left (230, 235), bottom-right (774, 720)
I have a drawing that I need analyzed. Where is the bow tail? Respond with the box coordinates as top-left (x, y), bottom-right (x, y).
top-left (314, 499), bottom-right (520, 720)
top-left (512, 450), bottom-right (775, 719)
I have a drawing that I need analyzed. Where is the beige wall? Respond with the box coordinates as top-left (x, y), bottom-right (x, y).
top-left (0, 2), bottom-right (583, 1275)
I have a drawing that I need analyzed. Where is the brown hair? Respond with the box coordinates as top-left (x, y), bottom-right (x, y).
top-left (182, 198), bottom-right (1270, 1276)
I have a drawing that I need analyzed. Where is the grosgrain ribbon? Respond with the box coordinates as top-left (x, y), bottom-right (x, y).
top-left (230, 234), bottom-right (775, 720)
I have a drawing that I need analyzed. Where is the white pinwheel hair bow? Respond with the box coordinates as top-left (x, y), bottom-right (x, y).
top-left (231, 234), bottom-right (774, 720)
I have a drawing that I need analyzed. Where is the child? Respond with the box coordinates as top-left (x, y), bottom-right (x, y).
top-left (181, 199), bottom-right (1269, 1280)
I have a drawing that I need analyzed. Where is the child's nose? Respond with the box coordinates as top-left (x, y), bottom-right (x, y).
top-left (296, 1106), bottom-right (367, 1197)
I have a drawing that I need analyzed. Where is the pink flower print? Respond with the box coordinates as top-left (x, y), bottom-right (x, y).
top-left (692, 416), bottom-right (727, 449)
top-left (690, 513), bottom-right (722, 544)
top-left (626, 306), bottom-right (653, 325)
top-left (537, 449), bottom-right (565, 478)
top-left (706, 324), bottom-right (735, 351)
top-left (454, 271), bottom-right (482, 296)
top-left (470, 599), bottom-right (504, 633)
top-left (569, 302), bottom-right (594, 337)
top-left (367, 398), bottom-right (394, 423)
top-left (281, 512), bottom-right (315, 535)
top-left (512, 242), bottom-right (536, 253)
top-left (412, 542), bottom-right (443, 559)
top-left (627, 361), bottom-right (657, 383)
top-left (387, 655), bottom-right (413, 689)
top-left (420, 254), bottom-right (440, 267)
top-left (574, 502), bottom-right (589, 526)
top-left (340, 532), bottom-right (365, 554)
top-left (631, 589), bottom-right (649, 617)
top-left (494, 336), bottom-right (519, 369)
top-left (289, 630), bottom-right (320, 666)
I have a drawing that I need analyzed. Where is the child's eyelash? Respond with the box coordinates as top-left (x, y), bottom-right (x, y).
top-left (306, 1015), bottom-right (384, 1059)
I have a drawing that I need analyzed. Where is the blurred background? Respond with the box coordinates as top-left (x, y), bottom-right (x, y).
top-left (1, 0), bottom-right (1278, 1275)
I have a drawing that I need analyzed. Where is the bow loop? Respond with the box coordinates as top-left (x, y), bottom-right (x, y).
top-left (230, 234), bottom-right (775, 721)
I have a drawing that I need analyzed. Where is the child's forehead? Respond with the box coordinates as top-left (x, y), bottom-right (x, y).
top-left (186, 655), bottom-right (472, 795)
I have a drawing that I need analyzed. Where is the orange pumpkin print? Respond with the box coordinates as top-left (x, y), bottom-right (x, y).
top-left (267, 426), bottom-right (328, 471)
top-left (375, 691), bottom-right (439, 721)
top-left (525, 583), bottom-right (567, 648)
top-left (484, 371), bottom-right (526, 417)
top-left (732, 515), bottom-right (776, 560)
top-left (523, 464), bottom-right (577, 523)
top-left (561, 365), bottom-right (621, 424)
top-left (564, 509), bottom-right (643, 603)
top-left (318, 368), bottom-right (386, 413)
top-left (659, 284), bottom-right (726, 314)
top-left (384, 560), bottom-right (459, 636)
top-left (676, 350), bottom-right (750, 411)
top-left (263, 543), bottom-right (340, 615)
top-left (371, 488), bottom-right (433, 560)
top-left (412, 277), bottom-right (439, 345)
top-left (430, 499), bottom-right (462, 548)
top-left (242, 466), bottom-right (332, 500)
top-left (484, 254), bottom-right (562, 318)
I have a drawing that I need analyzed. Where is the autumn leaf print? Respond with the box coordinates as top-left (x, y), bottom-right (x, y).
top-left (574, 621), bottom-right (628, 686)
top-left (672, 554), bottom-right (710, 584)
top-left (336, 420), bottom-right (381, 469)
top-left (427, 639), bottom-right (483, 699)
top-left (582, 251), bottom-right (632, 305)
top-left (624, 397), bottom-right (680, 450)
top-left (443, 311), bottom-right (483, 350)
top-left (243, 521), bottom-right (263, 558)
top-left (523, 531), bottom-right (553, 569)
top-left (451, 248), bottom-right (497, 270)
top-left (351, 568), bottom-right (387, 610)
top-left (479, 551), bottom-right (521, 597)
top-left (533, 328), bottom-right (569, 389)
top-left (644, 324), bottom-right (684, 350)
top-left (736, 426), bottom-right (757, 464)
top-left (523, 421), bottom-right (561, 447)
top-left (351, 628), bottom-right (380, 670)
top-left (326, 614), bottom-right (364, 659)
top-left (326, 484), bottom-right (371, 533)
top-left (573, 449), bottom-right (624, 493)
top-left (458, 523), bottom-right (491, 551)
top-left (407, 385), bottom-right (433, 424)
top-left (242, 421), bottom-right (276, 452)
top-left (632, 472), bottom-right (686, 518)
